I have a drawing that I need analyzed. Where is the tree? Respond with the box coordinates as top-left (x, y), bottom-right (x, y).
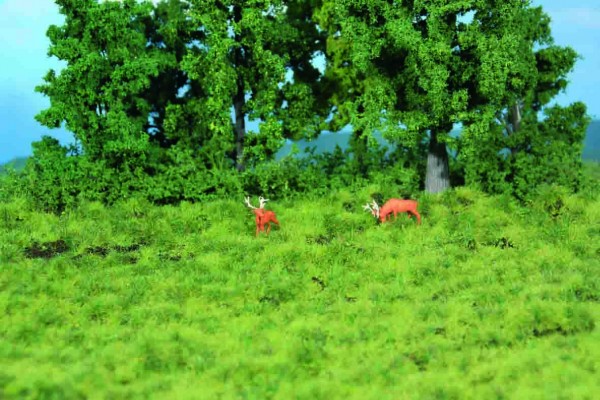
top-left (316, 0), bottom-right (476, 192)
top-left (316, 0), bottom-right (589, 196)
top-left (393, 0), bottom-right (488, 194)
top-left (314, 0), bottom-right (371, 177)
top-left (32, 0), bottom-right (588, 206)
top-left (182, 0), bottom-right (327, 172)
top-left (35, 0), bottom-right (330, 203)
top-left (35, 0), bottom-right (174, 176)
top-left (144, 0), bottom-right (207, 152)
top-left (35, 0), bottom-right (225, 203)
top-left (458, 0), bottom-right (590, 197)
top-left (34, 0), bottom-right (179, 203)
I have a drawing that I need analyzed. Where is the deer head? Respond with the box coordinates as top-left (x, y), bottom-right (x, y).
top-left (363, 200), bottom-right (380, 218)
top-left (245, 196), bottom-right (269, 212)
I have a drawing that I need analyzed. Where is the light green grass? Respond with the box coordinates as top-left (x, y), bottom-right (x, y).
top-left (1, 188), bottom-right (599, 399)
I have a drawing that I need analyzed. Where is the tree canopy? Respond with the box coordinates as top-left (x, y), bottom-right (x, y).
top-left (21, 0), bottom-right (590, 211)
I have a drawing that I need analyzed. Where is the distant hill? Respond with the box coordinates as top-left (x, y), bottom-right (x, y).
top-left (582, 120), bottom-right (600, 161)
top-left (0, 156), bottom-right (27, 174)
top-left (275, 130), bottom-right (388, 160)
top-left (277, 120), bottom-right (600, 161)
top-left (2, 121), bottom-right (599, 174)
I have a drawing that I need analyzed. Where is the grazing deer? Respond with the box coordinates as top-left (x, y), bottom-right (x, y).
top-left (244, 196), bottom-right (280, 237)
top-left (363, 198), bottom-right (421, 225)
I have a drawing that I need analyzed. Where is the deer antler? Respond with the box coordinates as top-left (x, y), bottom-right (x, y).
top-left (244, 196), bottom-right (257, 209)
top-left (258, 196), bottom-right (269, 209)
top-left (363, 203), bottom-right (373, 212)
top-left (371, 200), bottom-right (380, 218)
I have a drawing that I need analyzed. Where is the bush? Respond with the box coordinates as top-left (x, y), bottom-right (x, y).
top-left (21, 136), bottom-right (82, 214)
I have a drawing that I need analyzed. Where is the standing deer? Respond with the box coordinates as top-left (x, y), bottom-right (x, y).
top-left (244, 196), bottom-right (280, 237)
top-left (363, 198), bottom-right (421, 225)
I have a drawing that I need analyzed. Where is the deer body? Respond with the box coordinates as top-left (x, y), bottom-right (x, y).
top-left (379, 199), bottom-right (421, 224)
top-left (251, 208), bottom-right (280, 236)
top-left (364, 198), bottom-right (421, 225)
top-left (245, 196), bottom-right (280, 237)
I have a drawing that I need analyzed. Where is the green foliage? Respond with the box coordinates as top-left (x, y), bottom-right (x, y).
top-left (21, 136), bottom-right (81, 214)
top-left (0, 169), bottom-right (27, 203)
top-left (181, 0), bottom-right (327, 170)
top-left (1, 190), bottom-right (599, 398)
top-left (580, 161), bottom-right (600, 199)
top-left (36, 0), bottom-right (170, 163)
top-left (242, 158), bottom-right (324, 199)
top-left (237, 140), bottom-right (424, 200)
top-left (15, 0), bottom-right (593, 209)
top-left (459, 3), bottom-right (588, 197)
top-left (458, 102), bottom-right (591, 199)
top-left (316, 0), bottom-right (589, 194)
top-left (509, 103), bottom-right (590, 199)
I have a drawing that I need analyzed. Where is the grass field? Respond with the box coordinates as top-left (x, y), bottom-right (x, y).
top-left (1, 186), bottom-right (599, 399)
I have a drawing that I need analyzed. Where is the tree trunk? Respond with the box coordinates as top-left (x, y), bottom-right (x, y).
top-left (510, 101), bottom-right (521, 133)
top-left (508, 101), bottom-right (521, 156)
top-left (233, 5), bottom-right (245, 172)
top-left (425, 129), bottom-right (450, 193)
top-left (233, 77), bottom-right (245, 171)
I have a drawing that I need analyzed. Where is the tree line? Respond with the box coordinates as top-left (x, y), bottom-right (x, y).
top-left (5, 0), bottom-right (591, 212)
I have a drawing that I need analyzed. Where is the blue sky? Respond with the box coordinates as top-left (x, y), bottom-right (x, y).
top-left (1, 0), bottom-right (599, 163)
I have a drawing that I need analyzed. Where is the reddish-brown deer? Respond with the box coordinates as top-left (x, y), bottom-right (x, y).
top-left (244, 196), bottom-right (280, 237)
top-left (364, 198), bottom-right (421, 225)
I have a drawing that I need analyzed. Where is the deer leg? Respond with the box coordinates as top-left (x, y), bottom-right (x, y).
top-left (409, 210), bottom-right (422, 225)
top-left (266, 222), bottom-right (271, 235)
top-left (254, 215), bottom-right (261, 236)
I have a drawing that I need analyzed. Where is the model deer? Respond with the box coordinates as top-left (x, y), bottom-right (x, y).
top-left (244, 196), bottom-right (280, 237)
top-left (363, 198), bottom-right (421, 225)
